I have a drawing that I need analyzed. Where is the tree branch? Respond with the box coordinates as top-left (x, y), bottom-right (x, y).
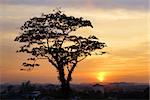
top-left (66, 65), bottom-right (70, 72)
top-left (77, 56), bottom-right (87, 62)
top-left (45, 56), bottom-right (58, 69)
top-left (59, 29), bottom-right (72, 48)
top-left (67, 61), bottom-right (77, 82)
top-left (46, 38), bottom-right (50, 49)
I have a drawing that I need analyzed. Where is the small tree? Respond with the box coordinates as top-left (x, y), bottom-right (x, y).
top-left (15, 9), bottom-right (106, 98)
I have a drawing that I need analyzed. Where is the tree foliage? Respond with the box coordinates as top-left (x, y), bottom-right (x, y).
top-left (15, 9), bottom-right (106, 85)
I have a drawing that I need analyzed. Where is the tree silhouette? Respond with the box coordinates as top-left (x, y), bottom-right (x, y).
top-left (14, 9), bottom-right (106, 98)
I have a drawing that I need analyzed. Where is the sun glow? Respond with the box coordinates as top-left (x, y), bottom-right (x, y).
top-left (97, 72), bottom-right (106, 82)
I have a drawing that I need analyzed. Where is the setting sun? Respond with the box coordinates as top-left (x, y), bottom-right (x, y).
top-left (97, 72), bottom-right (106, 82)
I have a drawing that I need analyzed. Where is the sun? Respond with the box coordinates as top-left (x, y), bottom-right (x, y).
top-left (97, 72), bottom-right (106, 82)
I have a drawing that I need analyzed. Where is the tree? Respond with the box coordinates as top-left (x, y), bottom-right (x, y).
top-left (20, 81), bottom-right (35, 93)
top-left (14, 9), bottom-right (106, 98)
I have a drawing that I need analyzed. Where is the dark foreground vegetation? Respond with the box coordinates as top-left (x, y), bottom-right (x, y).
top-left (0, 81), bottom-right (149, 100)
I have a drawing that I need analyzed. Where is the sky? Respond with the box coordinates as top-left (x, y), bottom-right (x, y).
top-left (0, 0), bottom-right (149, 84)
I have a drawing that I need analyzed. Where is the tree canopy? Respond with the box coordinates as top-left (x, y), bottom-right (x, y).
top-left (14, 9), bottom-right (106, 85)
top-left (14, 9), bottom-right (107, 98)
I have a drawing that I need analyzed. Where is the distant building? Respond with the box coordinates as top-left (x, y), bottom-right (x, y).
top-left (92, 84), bottom-right (104, 94)
top-left (22, 90), bottom-right (41, 99)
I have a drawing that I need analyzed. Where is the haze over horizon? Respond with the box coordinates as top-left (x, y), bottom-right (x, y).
top-left (0, 0), bottom-right (149, 84)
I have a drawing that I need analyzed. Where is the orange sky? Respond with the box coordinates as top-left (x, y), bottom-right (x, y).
top-left (0, 1), bottom-right (149, 84)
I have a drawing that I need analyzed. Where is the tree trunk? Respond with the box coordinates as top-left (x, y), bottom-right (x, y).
top-left (61, 80), bottom-right (72, 98)
top-left (59, 68), bottom-right (72, 98)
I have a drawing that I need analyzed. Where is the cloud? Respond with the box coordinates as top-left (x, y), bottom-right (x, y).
top-left (0, 0), bottom-right (148, 10)
top-left (92, 0), bottom-right (148, 10)
top-left (111, 41), bottom-right (149, 58)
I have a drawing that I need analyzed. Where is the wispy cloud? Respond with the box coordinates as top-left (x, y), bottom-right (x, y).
top-left (0, 0), bottom-right (148, 10)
